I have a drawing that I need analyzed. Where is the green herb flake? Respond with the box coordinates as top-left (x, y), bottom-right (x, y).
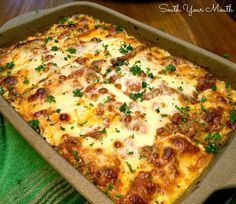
top-left (223, 53), bottom-right (230, 59)
top-left (45, 36), bottom-right (53, 44)
top-left (79, 121), bottom-right (88, 127)
top-left (100, 128), bottom-right (107, 134)
top-left (60, 126), bottom-right (65, 131)
top-left (165, 64), bottom-right (176, 72)
top-left (125, 161), bottom-right (135, 173)
top-left (45, 95), bottom-right (56, 103)
top-left (35, 64), bottom-right (46, 72)
top-left (128, 151), bottom-right (134, 155)
top-left (205, 132), bottom-right (221, 141)
top-left (115, 194), bottom-right (122, 199)
top-left (146, 68), bottom-right (154, 79)
top-left (178, 86), bottom-right (183, 91)
top-left (28, 119), bottom-right (39, 130)
top-left (119, 103), bottom-right (131, 115)
top-left (95, 24), bottom-right (101, 29)
top-left (89, 142), bottom-right (94, 147)
top-left (73, 89), bottom-right (83, 97)
top-left (229, 109), bottom-right (236, 123)
top-left (225, 82), bottom-right (231, 89)
top-left (115, 128), bottom-right (120, 133)
top-left (142, 81), bottom-right (147, 89)
top-left (155, 107), bottom-right (160, 113)
top-left (116, 26), bottom-right (123, 33)
top-left (119, 43), bottom-right (133, 55)
top-left (129, 92), bottom-right (143, 101)
top-left (199, 96), bottom-right (207, 103)
top-left (51, 46), bottom-right (58, 51)
top-left (201, 106), bottom-right (208, 113)
top-left (175, 105), bottom-right (190, 113)
top-left (23, 79), bottom-right (30, 85)
top-left (205, 143), bottom-right (218, 153)
top-left (67, 48), bottom-right (76, 54)
top-left (0, 86), bottom-right (5, 94)
top-left (72, 150), bottom-right (79, 160)
top-left (56, 108), bottom-right (61, 113)
top-left (107, 183), bottom-right (113, 191)
top-left (130, 61), bottom-right (142, 76)
top-left (6, 61), bottom-right (15, 69)
top-left (211, 84), bottom-right (217, 91)
top-left (59, 17), bottom-right (69, 24)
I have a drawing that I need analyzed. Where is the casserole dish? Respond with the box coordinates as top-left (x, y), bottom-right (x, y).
top-left (0, 2), bottom-right (236, 204)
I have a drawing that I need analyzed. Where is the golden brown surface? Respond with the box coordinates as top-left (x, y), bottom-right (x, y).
top-left (0, 0), bottom-right (236, 63)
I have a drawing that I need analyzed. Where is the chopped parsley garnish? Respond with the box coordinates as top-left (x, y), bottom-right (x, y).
top-left (67, 48), bottom-right (76, 54)
top-left (130, 61), bottom-right (142, 76)
top-left (146, 68), bottom-right (154, 78)
top-left (0, 61), bottom-right (15, 72)
top-left (107, 183), bottom-right (113, 191)
top-left (114, 60), bottom-right (128, 67)
top-left (73, 89), bottom-right (83, 97)
top-left (51, 46), bottom-right (58, 51)
top-left (56, 108), bottom-right (61, 113)
top-left (199, 96), bottom-right (207, 103)
top-left (116, 26), bottom-right (123, 33)
top-left (95, 50), bottom-right (100, 54)
top-left (115, 128), bottom-right (120, 133)
top-left (45, 36), bottom-right (53, 44)
top-left (89, 142), bottom-right (94, 147)
top-left (54, 39), bottom-right (58, 43)
top-left (205, 132), bottom-right (221, 141)
top-left (79, 121), bottom-right (88, 127)
top-left (211, 84), bottom-right (217, 91)
top-left (59, 17), bottom-right (69, 24)
top-left (115, 67), bottom-right (121, 72)
top-left (115, 194), bottom-right (122, 199)
top-left (155, 107), bottom-right (160, 113)
top-left (23, 79), bottom-right (30, 85)
top-left (229, 109), bottom-right (236, 123)
top-left (201, 106), bottom-right (208, 113)
top-left (0, 86), bottom-right (5, 94)
top-left (95, 24), bottom-right (101, 29)
top-left (128, 151), bottom-right (134, 155)
top-left (175, 105), bottom-right (190, 113)
top-left (119, 43), bottom-right (133, 55)
top-left (225, 82), bottom-right (231, 89)
top-left (119, 103), bottom-right (131, 115)
top-left (28, 119), bottom-right (39, 130)
top-left (165, 64), bottom-right (176, 72)
top-left (6, 61), bottom-right (15, 69)
top-left (102, 44), bottom-right (108, 50)
top-left (129, 92), bottom-right (143, 101)
top-left (100, 128), bottom-right (107, 134)
top-left (223, 53), bottom-right (230, 59)
top-left (205, 144), bottom-right (218, 153)
top-left (142, 81), bottom-right (147, 89)
top-left (35, 64), bottom-right (46, 72)
top-left (104, 96), bottom-right (111, 103)
top-left (72, 150), bottom-right (79, 160)
top-left (178, 86), bottom-right (183, 91)
top-left (45, 95), bottom-right (56, 103)
top-left (60, 126), bottom-right (65, 131)
top-left (125, 161), bottom-right (135, 173)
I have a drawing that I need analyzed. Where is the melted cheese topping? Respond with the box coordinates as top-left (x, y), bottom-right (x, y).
top-left (1, 14), bottom-right (236, 204)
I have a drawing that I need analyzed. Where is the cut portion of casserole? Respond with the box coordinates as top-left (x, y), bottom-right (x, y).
top-left (1, 14), bottom-right (236, 204)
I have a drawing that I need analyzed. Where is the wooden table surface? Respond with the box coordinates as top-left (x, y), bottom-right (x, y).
top-left (0, 0), bottom-right (236, 63)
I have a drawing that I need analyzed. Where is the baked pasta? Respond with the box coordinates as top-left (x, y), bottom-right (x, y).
top-left (0, 14), bottom-right (236, 204)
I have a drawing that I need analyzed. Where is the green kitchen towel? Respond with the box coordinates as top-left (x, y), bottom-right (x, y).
top-left (0, 114), bottom-right (88, 204)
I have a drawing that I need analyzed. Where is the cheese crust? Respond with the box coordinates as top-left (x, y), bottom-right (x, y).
top-left (1, 15), bottom-right (236, 204)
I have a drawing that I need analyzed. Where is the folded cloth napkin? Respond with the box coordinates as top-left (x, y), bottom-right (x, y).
top-left (0, 114), bottom-right (87, 204)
